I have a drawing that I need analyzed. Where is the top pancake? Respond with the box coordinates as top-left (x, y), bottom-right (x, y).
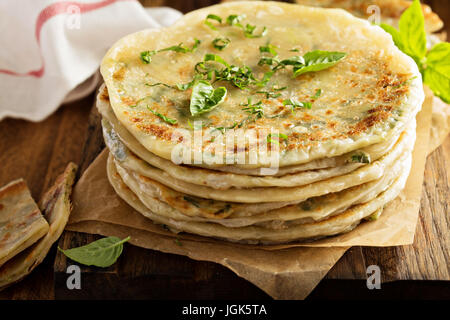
top-left (101, 1), bottom-right (423, 168)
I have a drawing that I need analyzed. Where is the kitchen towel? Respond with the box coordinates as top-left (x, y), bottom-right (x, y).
top-left (0, 0), bottom-right (182, 121)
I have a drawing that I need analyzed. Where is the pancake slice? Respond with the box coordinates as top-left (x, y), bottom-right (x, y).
top-left (0, 180), bottom-right (49, 268)
top-left (0, 163), bottom-right (77, 290)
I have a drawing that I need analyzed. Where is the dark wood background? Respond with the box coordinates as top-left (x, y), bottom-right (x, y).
top-left (0, 0), bottom-right (448, 299)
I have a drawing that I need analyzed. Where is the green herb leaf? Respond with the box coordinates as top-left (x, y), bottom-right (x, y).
top-left (204, 53), bottom-right (230, 67)
top-left (241, 98), bottom-right (264, 118)
top-left (212, 37), bottom-right (231, 50)
top-left (267, 133), bottom-right (288, 145)
top-left (259, 44), bottom-right (278, 56)
top-left (283, 98), bottom-right (312, 111)
top-left (183, 196), bottom-right (200, 207)
top-left (244, 24), bottom-right (267, 38)
top-left (313, 88), bottom-right (322, 99)
top-left (140, 50), bottom-right (156, 64)
top-left (398, 0), bottom-right (426, 60)
top-left (145, 82), bottom-right (176, 89)
top-left (351, 152), bottom-right (371, 164)
top-left (205, 14), bottom-right (222, 30)
top-left (58, 236), bottom-right (130, 268)
top-left (258, 56), bottom-right (280, 67)
top-left (140, 39), bottom-right (201, 64)
top-left (255, 71), bottom-right (274, 87)
top-left (424, 43), bottom-right (450, 102)
top-left (159, 39), bottom-right (201, 54)
top-left (226, 14), bottom-right (245, 27)
top-left (147, 107), bottom-right (178, 124)
top-left (293, 51), bottom-right (346, 77)
top-left (190, 80), bottom-right (227, 116)
top-left (279, 55), bottom-right (305, 67)
top-left (256, 90), bottom-right (282, 99)
top-left (176, 74), bottom-right (202, 91)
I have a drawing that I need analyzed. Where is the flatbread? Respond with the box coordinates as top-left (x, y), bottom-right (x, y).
top-left (97, 84), bottom-right (401, 179)
top-left (107, 152), bottom-right (411, 244)
top-left (0, 163), bottom-right (77, 290)
top-left (114, 146), bottom-right (409, 228)
top-left (100, 1), bottom-right (423, 168)
top-left (0, 179), bottom-right (49, 268)
top-left (107, 120), bottom-right (414, 204)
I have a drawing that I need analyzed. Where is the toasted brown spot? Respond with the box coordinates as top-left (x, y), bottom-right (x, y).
top-left (121, 96), bottom-right (137, 106)
top-left (113, 66), bottom-right (126, 81)
top-left (100, 87), bottom-right (110, 102)
top-left (136, 123), bottom-right (173, 141)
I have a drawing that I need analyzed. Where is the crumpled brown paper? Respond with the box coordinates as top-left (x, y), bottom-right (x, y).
top-left (65, 98), bottom-right (432, 299)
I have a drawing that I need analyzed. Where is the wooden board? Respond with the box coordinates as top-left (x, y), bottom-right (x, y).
top-left (0, 0), bottom-right (448, 300)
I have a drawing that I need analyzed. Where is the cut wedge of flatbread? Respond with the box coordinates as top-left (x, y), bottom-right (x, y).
top-left (0, 179), bottom-right (49, 268)
top-left (0, 163), bottom-right (77, 290)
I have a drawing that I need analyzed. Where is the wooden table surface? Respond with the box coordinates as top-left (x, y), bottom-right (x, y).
top-left (0, 0), bottom-right (448, 300)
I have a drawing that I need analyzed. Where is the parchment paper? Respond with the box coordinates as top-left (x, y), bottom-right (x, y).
top-left (66, 97), bottom-right (432, 299)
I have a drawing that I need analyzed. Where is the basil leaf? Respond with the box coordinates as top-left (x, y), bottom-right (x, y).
top-left (380, 23), bottom-right (405, 52)
top-left (426, 42), bottom-right (450, 73)
top-left (424, 64), bottom-right (450, 103)
top-left (255, 71), bottom-right (274, 87)
top-left (145, 82), bottom-right (176, 89)
top-left (244, 24), bottom-right (267, 38)
top-left (258, 56), bottom-right (280, 67)
top-left (398, 0), bottom-right (426, 60)
top-left (140, 39), bottom-right (201, 64)
top-left (204, 53), bottom-right (230, 67)
top-left (241, 98), bottom-right (264, 118)
top-left (425, 42), bottom-right (450, 103)
top-left (205, 14), bottom-right (222, 30)
top-left (293, 51), bottom-right (346, 77)
top-left (226, 14), bottom-right (245, 27)
top-left (140, 50), bottom-right (156, 64)
top-left (313, 88), bottom-right (322, 99)
top-left (283, 98), bottom-right (311, 110)
top-left (159, 39), bottom-right (201, 53)
top-left (176, 74), bottom-right (202, 91)
top-left (279, 55), bottom-right (305, 66)
top-left (256, 90), bottom-right (281, 99)
top-left (259, 44), bottom-right (278, 56)
top-left (147, 107), bottom-right (178, 124)
top-left (58, 236), bottom-right (130, 268)
top-left (212, 37), bottom-right (231, 51)
top-left (271, 55), bottom-right (304, 71)
top-left (190, 80), bottom-right (227, 116)
top-left (267, 133), bottom-right (288, 145)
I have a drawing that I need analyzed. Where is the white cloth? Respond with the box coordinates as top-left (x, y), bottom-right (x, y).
top-left (0, 0), bottom-right (182, 121)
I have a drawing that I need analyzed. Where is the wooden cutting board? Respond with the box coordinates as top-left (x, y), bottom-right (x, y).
top-left (53, 96), bottom-right (449, 299)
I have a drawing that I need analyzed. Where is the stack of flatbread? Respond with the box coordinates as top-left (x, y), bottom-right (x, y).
top-left (98, 1), bottom-right (424, 244)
